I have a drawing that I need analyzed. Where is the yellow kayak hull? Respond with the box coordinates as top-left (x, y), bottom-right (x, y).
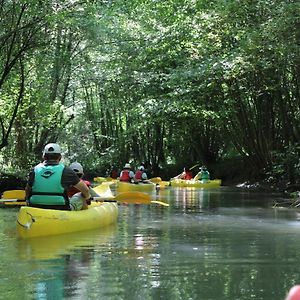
top-left (16, 202), bottom-right (118, 239)
top-left (170, 179), bottom-right (221, 188)
top-left (116, 181), bottom-right (156, 193)
top-left (94, 177), bottom-right (118, 183)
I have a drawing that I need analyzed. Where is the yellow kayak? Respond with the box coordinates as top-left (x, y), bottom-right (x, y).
top-left (94, 176), bottom-right (118, 183)
top-left (116, 181), bottom-right (156, 193)
top-left (0, 190), bottom-right (26, 207)
top-left (170, 179), bottom-right (221, 188)
top-left (17, 202), bottom-right (118, 239)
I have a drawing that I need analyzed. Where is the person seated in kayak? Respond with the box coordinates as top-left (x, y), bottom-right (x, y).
top-left (134, 165), bottom-right (151, 184)
top-left (68, 162), bottom-right (99, 200)
top-left (109, 166), bottom-right (119, 179)
top-left (194, 166), bottom-right (210, 182)
top-left (119, 163), bottom-right (135, 183)
top-left (25, 143), bottom-right (91, 210)
top-left (174, 167), bottom-right (193, 180)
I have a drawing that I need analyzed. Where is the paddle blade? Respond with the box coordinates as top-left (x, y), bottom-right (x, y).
top-left (115, 192), bottom-right (151, 204)
top-left (93, 184), bottom-right (113, 197)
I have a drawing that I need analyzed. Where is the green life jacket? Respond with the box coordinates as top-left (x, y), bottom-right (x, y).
top-left (29, 163), bottom-right (69, 208)
top-left (201, 170), bottom-right (210, 181)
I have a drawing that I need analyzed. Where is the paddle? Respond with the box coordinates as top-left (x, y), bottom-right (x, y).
top-left (0, 190), bottom-right (169, 207)
top-left (189, 163), bottom-right (200, 170)
top-left (92, 190), bottom-right (169, 206)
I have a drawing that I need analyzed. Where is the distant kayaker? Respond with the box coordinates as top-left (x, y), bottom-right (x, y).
top-left (194, 166), bottom-right (210, 182)
top-left (68, 162), bottom-right (99, 199)
top-left (134, 165), bottom-right (150, 183)
top-left (109, 166), bottom-right (119, 179)
top-left (174, 167), bottom-right (193, 180)
top-left (25, 143), bottom-right (91, 210)
top-left (119, 163), bottom-right (135, 182)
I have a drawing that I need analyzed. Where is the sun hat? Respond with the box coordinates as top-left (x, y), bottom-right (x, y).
top-left (70, 162), bottom-right (84, 174)
top-left (43, 143), bottom-right (61, 156)
top-left (124, 163), bottom-right (131, 169)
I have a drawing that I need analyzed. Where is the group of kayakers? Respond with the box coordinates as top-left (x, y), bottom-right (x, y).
top-left (25, 142), bottom-right (211, 212)
top-left (174, 166), bottom-right (210, 182)
top-left (119, 163), bottom-right (150, 183)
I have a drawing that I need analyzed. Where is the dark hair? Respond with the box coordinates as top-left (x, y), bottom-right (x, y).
top-left (43, 153), bottom-right (61, 161)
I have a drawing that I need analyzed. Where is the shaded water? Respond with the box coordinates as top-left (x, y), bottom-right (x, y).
top-left (1, 187), bottom-right (300, 299)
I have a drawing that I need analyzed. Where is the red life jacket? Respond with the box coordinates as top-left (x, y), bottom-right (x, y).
top-left (135, 170), bottom-right (143, 180)
top-left (110, 170), bottom-right (118, 179)
top-left (183, 171), bottom-right (193, 180)
top-left (120, 170), bottom-right (131, 182)
top-left (67, 179), bottom-right (91, 197)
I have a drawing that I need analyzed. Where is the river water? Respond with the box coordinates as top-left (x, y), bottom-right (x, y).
top-left (0, 186), bottom-right (299, 300)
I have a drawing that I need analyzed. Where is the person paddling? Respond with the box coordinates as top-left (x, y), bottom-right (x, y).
top-left (194, 166), bottom-right (210, 183)
top-left (68, 162), bottom-right (99, 200)
top-left (134, 165), bottom-right (151, 183)
top-left (25, 143), bottom-right (91, 210)
top-left (174, 167), bottom-right (193, 180)
top-left (119, 163), bottom-right (134, 183)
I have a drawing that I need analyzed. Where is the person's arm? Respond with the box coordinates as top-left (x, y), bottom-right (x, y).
top-left (129, 171), bottom-right (135, 182)
top-left (25, 170), bottom-right (35, 200)
top-left (74, 181), bottom-right (91, 199)
top-left (25, 183), bottom-right (31, 200)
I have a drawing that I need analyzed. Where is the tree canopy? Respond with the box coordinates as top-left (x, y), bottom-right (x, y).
top-left (0, 0), bottom-right (299, 184)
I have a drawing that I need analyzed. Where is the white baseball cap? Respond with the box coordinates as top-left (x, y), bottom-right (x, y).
top-left (124, 163), bottom-right (131, 169)
top-left (43, 143), bottom-right (61, 155)
top-left (70, 162), bottom-right (84, 174)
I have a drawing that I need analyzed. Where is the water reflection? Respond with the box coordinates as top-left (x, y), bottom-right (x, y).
top-left (17, 226), bottom-right (117, 299)
top-left (18, 225), bottom-right (117, 261)
top-left (161, 187), bottom-right (221, 211)
top-left (1, 188), bottom-right (300, 299)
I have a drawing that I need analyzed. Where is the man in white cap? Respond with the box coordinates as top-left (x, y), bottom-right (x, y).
top-left (25, 143), bottom-right (91, 210)
top-left (119, 163), bottom-right (134, 182)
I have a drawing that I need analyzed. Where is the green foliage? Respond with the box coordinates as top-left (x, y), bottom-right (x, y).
top-left (0, 0), bottom-right (299, 186)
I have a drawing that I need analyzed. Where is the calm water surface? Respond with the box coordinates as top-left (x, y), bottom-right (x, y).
top-left (0, 186), bottom-right (300, 300)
